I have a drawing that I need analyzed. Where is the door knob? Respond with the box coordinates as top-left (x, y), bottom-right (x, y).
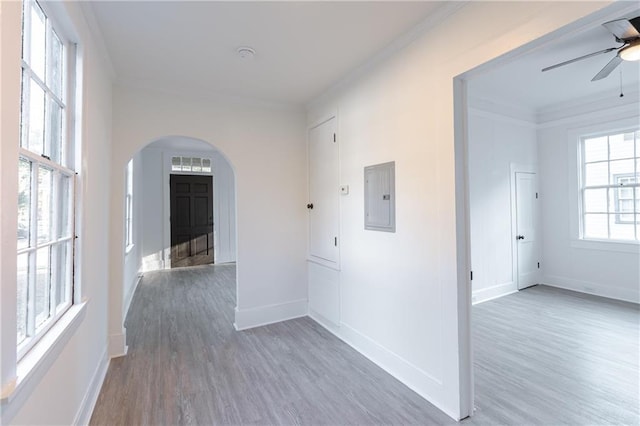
top-left (517, 235), bottom-right (525, 240)
top-left (307, 203), bottom-right (314, 210)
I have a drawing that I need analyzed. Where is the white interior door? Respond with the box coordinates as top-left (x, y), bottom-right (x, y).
top-left (308, 117), bottom-right (339, 265)
top-left (515, 172), bottom-right (539, 290)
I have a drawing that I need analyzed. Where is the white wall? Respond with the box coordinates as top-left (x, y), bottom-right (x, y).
top-left (108, 86), bottom-right (308, 344)
top-left (1, 1), bottom-right (114, 424)
top-left (139, 143), bottom-right (237, 271)
top-left (538, 94), bottom-right (640, 303)
top-left (306, 1), bottom-right (612, 420)
top-left (466, 99), bottom-right (538, 303)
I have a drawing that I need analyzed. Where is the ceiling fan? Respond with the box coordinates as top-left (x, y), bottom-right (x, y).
top-left (542, 16), bottom-right (640, 81)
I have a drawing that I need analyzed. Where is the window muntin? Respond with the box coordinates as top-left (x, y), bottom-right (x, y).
top-left (125, 159), bottom-right (133, 249)
top-left (581, 130), bottom-right (639, 242)
top-left (17, 0), bottom-right (75, 357)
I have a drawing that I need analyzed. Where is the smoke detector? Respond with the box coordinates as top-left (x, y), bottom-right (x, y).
top-left (237, 46), bottom-right (255, 60)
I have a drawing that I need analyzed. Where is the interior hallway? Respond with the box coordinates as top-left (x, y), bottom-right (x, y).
top-left (90, 265), bottom-right (639, 425)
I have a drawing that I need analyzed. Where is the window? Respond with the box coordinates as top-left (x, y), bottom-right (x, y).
top-left (125, 159), bottom-right (133, 250)
top-left (17, 0), bottom-right (75, 358)
top-left (171, 156), bottom-right (212, 173)
top-left (581, 130), bottom-right (639, 241)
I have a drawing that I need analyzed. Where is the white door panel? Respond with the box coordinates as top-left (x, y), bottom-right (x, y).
top-left (309, 117), bottom-right (339, 265)
top-left (515, 172), bottom-right (539, 290)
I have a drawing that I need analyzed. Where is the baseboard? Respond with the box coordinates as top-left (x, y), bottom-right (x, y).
top-left (542, 275), bottom-right (640, 304)
top-left (107, 333), bottom-right (127, 358)
top-left (73, 348), bottom-right (109, 425)
top-left (312, 319), bottom-right (458, 421)
top-left (123, 274), bottom-right (142, 319)
top-left (472, 281), bottom-right (518, 305)
top-left (308, 308), bottom-right (341, 335)
top-left (234, 299), bottom-right (308, 331)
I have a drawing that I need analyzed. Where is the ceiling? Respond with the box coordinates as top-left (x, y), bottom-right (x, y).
top-left (89, 1), bottom-right (443, 106)
top-left (468, 8), bottom-right (640, 112)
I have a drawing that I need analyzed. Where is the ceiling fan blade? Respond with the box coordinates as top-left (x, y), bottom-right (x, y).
top-left (603, 18), bottom-right (640, 41)
top-left (541, 47), bottom-right (619, 72)
top-left (591, 55), bottom-right (623, 81)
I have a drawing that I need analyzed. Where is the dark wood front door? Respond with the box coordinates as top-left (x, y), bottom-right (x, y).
top-left (170, 174), bottom-right (214, 268)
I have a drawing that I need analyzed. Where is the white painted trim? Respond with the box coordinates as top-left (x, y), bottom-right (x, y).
top-left (73, 348), bottom-right (109, 426)
top-left (310, 318), bottom-right (459, 421)
top-left (308, 308), bottom-right (341, 334)
top-left (234, 299), bottom-right (308, 331)
top-left (108, 333), bottom-right (127, 358)
top-left (542, 275), bottom-right (640, 304)
top-left (0, 302), bottom-right (87, 424)
top-left (123, 273), bottom-right (142, 319)
top-left (570, 239), bottom-right (640, 254)
top-left (468, 107), bottom-right (536, 130)
top-left (472, 281), bottom-right (518, 305)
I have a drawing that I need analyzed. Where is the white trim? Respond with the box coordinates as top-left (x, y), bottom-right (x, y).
top-left (123, 273), bottom-right (142, 319)
top-left (0, 302), bottom-right (87, 423)
top-left (472, 281), bottom-right (518, 305)
top-left (73, 348), bottom-right (109, 426)
top-left (542, 276), bottom-right (640, 304)
top-left (570, 238), bottom-right (640, 254)
top-left (108, 333), bottom-right (127, 358)
top-left (234, 299), bottom-right (308, 331)
top-left (468, 107), bottom-right (537, 130)
top-left (124, 243), bottom-right (135, 255)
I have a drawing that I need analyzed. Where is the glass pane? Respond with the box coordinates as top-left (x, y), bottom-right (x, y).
top-left (609, 132), bottom-right (634, 160)
top-left (609, 214), bottom-right (635, 241)
top-left (28, 81), bottom-right (45, 155)
top-left (202, 158), bottom-right (211, 173)
top-left (18, 158), bottom-right (32, 249)
top-left (171, 156), bottom-right (181, 171)
top-left (20, 72), bottom-right (28, 148)
top-left (584, 214), bottom-right (608, 239)
top-left (181, 157), bottom-right (192, 172)
top-left (58, 174), bottom-right (72, 238)
top-left (636, 188), bottom-right (640, 213)
top-left (583, 188), bottom-right (607, 213)
top-left (610, 160), bottom-right (634, 186)
top-left (55, 241), bottom-right (72, 308)
top-left (37, 166), bottom-right (53, 244)
top-left (50, 31), bottom-right (63, 99)
top-left (584, 136), bottom-right (608, 163)
top-left (29, 2), bottom-right (46, 80)
top-left (584, 162), bottom-right (608, 186)
top-left (192, 157), bottom-right (202, 172)
top-left (35, 246), bottom-right (51, 328)
top-left (17, 253), bottom-right (29, 344)
top-left (48, 99), bottom-right (62, 164)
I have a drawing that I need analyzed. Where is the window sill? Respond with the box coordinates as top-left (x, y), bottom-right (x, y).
top-left (571, 238), bottom-right (640, 254)
top-left (0, 301), bottom-right (88, 414)
top-left (125, 244), bottom-right (135, 255)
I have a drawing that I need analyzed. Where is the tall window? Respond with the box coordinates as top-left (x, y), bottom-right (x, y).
top-left (125, 159), bottom-right (133, 250)
top-left (581, 129), bottom-right (639, 241)
top-left (17, 0), bottom-right (75, 357)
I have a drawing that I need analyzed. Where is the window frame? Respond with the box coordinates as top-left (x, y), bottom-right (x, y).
top-left (125, 159), bottom-right (134, 253)
top-left (578, 127), bottom-right (639, 243)
top-left (16, 0), bottom-right (77, 361)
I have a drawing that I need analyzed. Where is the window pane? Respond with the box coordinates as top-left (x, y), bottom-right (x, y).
top-left (18, 158), bottom-right (32, 249)
top-left (584, 162), bottom-right (608, 186)
top-left (17, 253), bottom-right (29, 344)
top-left (58, 174), bottom-right (72, 238)
top-left (609, 132), bottom-right (634, 160)
top-left (584, 188), bottom-right (607, 213)
top-left (20, 72), bottom-right (28, 148)
top-left (50, 31), bottom-right (63, 99)
top-left (609, 214), bottom-right (635, 241)
top-left (48, 99), bottom-right (62, 164)
top-left (29, 2), bottom-right (46, 81)
top-left (28, 81), bottom-right (46, 155)
top-left (202, 158), bottom-right (211, 173)
top-left (181, 157), bottom-right (192, 172)
top-left (636, 188), bottom-right (640, 213)
top-left (37, 166), bottom-right (53, 244)
top-left (35, 246), bottom-right (51, 328)
top-left (584, 214), bottom-right (608, 239)
top-left (55, 241), bottom-right (72, 308)
top-left (171, 156), bottom-right (181, 171)
top-left (610, 160), bottom-right (634, 186)
top-left (584, 136), bottom-right (608, 163)
top-left (192, 157), bottom-right (202, 172)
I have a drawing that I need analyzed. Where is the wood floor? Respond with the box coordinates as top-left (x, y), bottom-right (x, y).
top-left (90, 266), bottom-right (639, 425)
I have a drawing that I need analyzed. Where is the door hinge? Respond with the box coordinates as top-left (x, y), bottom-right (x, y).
top-left (334, 237), bottom-right (337, 246)
top-left (536, 192), bottom-right (539, 199)
top-left (333, 133), bottom-right (336, 143)
top-left (470, 271), bottom-right (473, 281)
top-left (537, 262), bottom-right (540, 269)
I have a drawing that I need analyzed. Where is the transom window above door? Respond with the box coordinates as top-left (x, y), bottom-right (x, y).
top-left (171, 156), bottom-right (212, 173)
top-left (580, 129), bottom-right (639, 242)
